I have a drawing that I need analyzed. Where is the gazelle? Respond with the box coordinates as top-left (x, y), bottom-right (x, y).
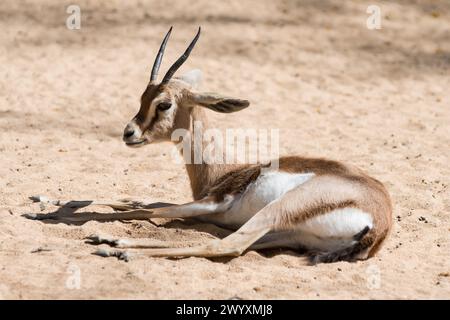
top-left (35, 27), bottom-right (392, 263)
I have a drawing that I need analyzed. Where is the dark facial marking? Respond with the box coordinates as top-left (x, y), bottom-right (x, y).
top-left (135, 84), bottom-right (164, 130)
top-left (157, 102), bottom-right (172, 111)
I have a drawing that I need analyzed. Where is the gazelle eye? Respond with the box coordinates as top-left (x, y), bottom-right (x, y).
top-left (157, 102), bottom-right (172, 111)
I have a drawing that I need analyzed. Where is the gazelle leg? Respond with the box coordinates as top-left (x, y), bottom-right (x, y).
top-left (63, 200), bottom-right (175, 211)
top-left (30, 195), bottom-right (235, 222)
top-left (249, 231), bottom-right (300, 250)
top-left (85, 235), bottom-right (173, 249)
top-left (93, 228), bottom-right (271, 261)
top-left (90, 198), bottom-right (278, 260)
top-left (87, 231), bottom-right (298, 250)
top-left (86, 232), bottom-right (299, 252)
top-left (30, 195), bottom-right (174, 211)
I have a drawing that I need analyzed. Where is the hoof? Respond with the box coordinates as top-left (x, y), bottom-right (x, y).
top-left (85, 234), bottom-right (129, 248)
top-left (93, 249), bottom-right (131, 262)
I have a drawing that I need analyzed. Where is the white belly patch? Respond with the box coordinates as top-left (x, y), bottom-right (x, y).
top-left (206, 171), bottom-right (315, 228)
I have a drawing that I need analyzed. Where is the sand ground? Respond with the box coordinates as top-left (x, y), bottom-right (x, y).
top-left (0, 0), bottom-right (449, 299)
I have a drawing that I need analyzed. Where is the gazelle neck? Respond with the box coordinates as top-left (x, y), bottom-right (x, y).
top-left (179, 107), bottom-right (237, 200)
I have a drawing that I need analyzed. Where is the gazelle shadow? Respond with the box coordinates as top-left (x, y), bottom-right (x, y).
top-left (22, 199), bottom-right (174, 226)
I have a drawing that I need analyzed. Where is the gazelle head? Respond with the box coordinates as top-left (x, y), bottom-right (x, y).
top-left (123, 27), bottom-right (250, 148)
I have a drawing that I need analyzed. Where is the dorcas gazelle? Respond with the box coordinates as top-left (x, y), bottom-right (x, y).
top-left (34, 27), bottom-right (392, 263)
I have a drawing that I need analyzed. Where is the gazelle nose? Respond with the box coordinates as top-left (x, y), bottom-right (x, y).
top-left (123, 127), bottom-right (135, 139)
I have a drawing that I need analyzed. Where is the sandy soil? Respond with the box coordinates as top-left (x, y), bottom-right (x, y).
top-left (0, 0), bottom-right (449, 299)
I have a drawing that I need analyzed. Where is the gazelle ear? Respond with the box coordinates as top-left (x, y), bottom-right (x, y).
top-left (188, 92), bottom-right (250, 113)
top-left (177, 69), bottom-right (202, 88)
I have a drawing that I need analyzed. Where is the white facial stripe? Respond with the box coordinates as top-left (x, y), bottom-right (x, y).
top-left (143, 93), bottom-right (171, 129)
top-left (143, 103), bottom-right (157, 129)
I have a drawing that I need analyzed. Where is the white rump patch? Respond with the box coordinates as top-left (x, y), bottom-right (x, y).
top-left (299, 208), bottom-right (373, 238)
top-left (294, 208), bottom-right (373, 251)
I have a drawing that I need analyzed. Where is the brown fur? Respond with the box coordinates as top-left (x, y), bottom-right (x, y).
top-left (206, 165), bottom-right (261, 201)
